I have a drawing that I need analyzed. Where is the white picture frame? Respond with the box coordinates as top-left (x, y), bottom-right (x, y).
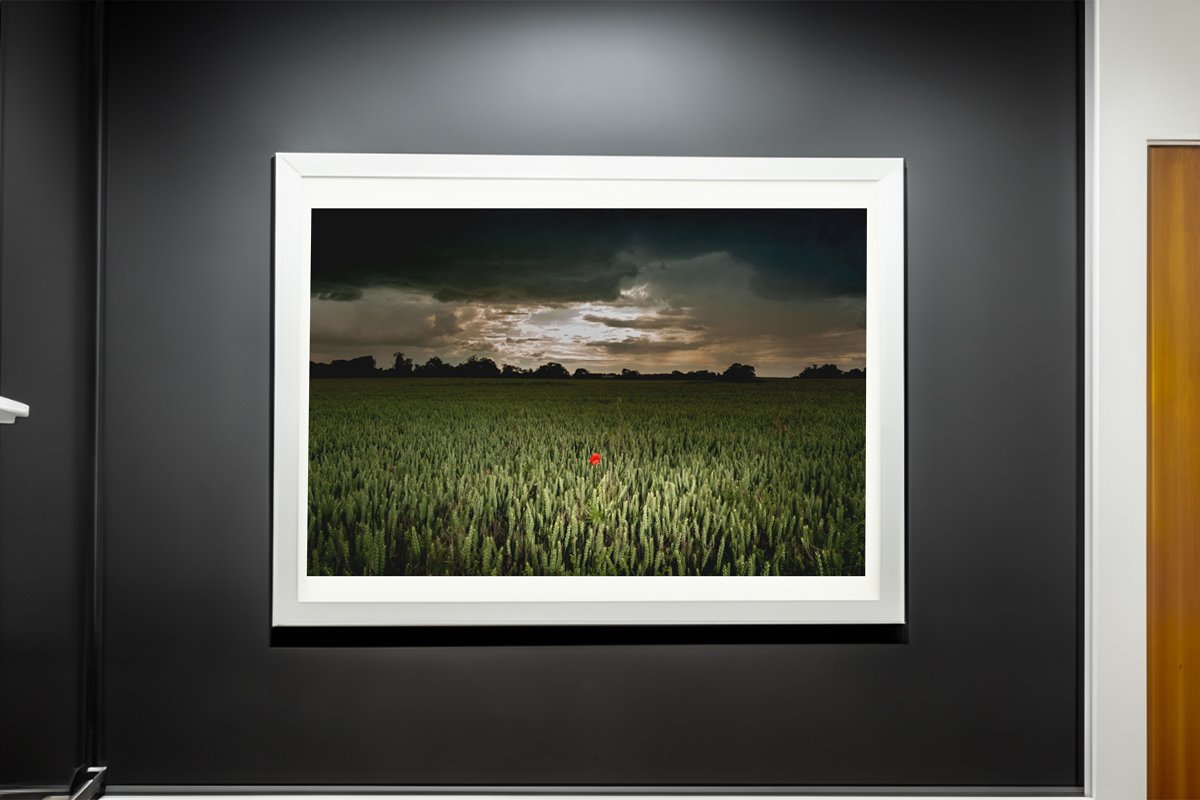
top-left (272, 153), bottom-right (905, 626)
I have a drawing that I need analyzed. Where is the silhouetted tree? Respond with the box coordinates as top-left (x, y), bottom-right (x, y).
top-left (533, 362), bottom-right (570, 379)
top-left (501, 364), bottom-right (527, 378)
top-left (456, 355), bottom-right (501, 378)
top-left (390, 351), bottom-right (413, 377)
top-left (572, 367), bottom-right (591, 379)
top-left (620, 368), bottom-right (640, 379)
top-left (722, 363), bottom-right (757, 382)
top-left (797, 363), bottom-right (844, 379)
top-left (415, 356), bottom-right (450, 377)
top-left (310, 355), bottom-right (379, 378)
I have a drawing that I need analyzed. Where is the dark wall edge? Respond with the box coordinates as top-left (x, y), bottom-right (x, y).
top-left (0, 0), bottom-right (98, 785)
top-left (83, 0), bottom-right (109, 771)
top-left (1073, 0), bottom-right (1088, 788)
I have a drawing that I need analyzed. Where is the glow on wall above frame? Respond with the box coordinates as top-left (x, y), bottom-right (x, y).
top-left (272, 153), bottom-right (905, 626)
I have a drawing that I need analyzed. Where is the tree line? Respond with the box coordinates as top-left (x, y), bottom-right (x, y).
top-left (310, 353), bottom-right (864, 382)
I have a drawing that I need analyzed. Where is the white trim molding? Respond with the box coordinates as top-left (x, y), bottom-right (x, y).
top-left (1090, 0), bottom-right (1200, 797)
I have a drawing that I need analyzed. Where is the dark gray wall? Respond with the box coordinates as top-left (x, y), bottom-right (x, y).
top-left (98, 0), bottom-right (1081, 788)
top-left (0, 1), bottom-right (93, 786)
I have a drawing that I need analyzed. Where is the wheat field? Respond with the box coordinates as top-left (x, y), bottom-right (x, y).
top-left (307, 378), bottom-right (865, 577)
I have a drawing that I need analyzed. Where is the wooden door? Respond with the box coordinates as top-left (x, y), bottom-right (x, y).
top-left (1148, 144), bottom-right (1200, 799)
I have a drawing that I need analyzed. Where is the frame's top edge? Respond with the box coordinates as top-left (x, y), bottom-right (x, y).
top-left (273, 152), bottom-right (906, 160)
top-left (272, 153), bottom-right (905, 182)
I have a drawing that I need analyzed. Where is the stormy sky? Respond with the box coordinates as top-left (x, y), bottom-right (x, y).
top-left (309, 208), bottom-right (866, 377)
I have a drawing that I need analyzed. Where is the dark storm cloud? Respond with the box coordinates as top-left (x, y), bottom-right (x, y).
top-left (312, 209), bottom-right (637, 303)
top-left (581, 313), bottom-right (705, 332)
top-left (430, 311), bottom-right (463, 335)
top-left (316, 288), bottom-right (364, 302)
top-left (310, 209), bottom-right (866, 304)
top-left (622, 209), bottom-right (867, 300)
top-left (588, 337), bottom-right (697, 355)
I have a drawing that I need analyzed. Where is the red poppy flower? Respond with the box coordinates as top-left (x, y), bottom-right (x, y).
top-left (588, 453), bottom-right (602, 466)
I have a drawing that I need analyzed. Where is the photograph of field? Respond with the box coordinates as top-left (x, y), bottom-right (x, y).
top-left (307, 208), bottom-right (867, 577)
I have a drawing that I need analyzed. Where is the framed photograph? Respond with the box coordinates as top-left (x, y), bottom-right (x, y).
top-left (272, 153), bottom-right (905, 626)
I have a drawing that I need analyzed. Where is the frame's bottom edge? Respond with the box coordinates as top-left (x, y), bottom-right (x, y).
top-left (268, 623), bottom-right (909, 647)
